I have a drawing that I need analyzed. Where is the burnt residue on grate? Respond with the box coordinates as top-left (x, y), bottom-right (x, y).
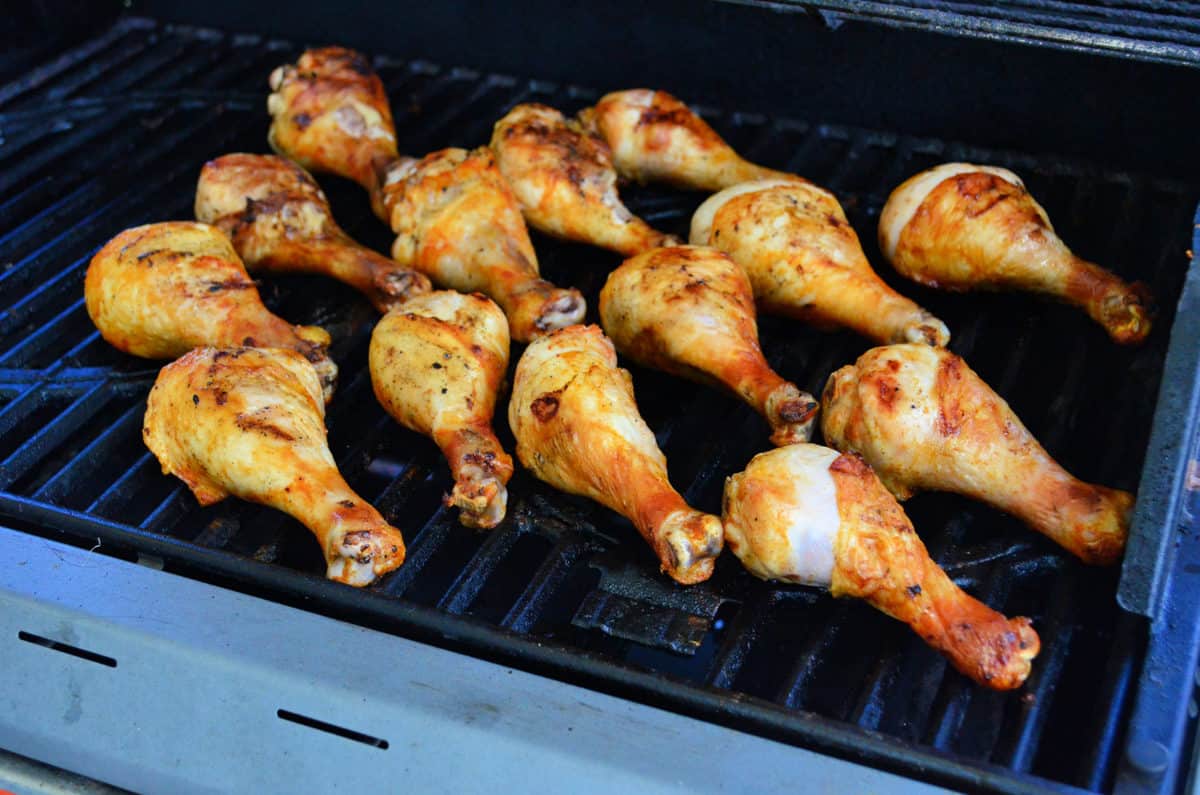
top-left (0, 18), bottom-right (1196, 795)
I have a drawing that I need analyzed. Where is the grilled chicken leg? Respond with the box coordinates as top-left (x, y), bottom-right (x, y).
top-left (370, 291), bottom-right (513, 528)
top-left (491, 103), bottom-right (678, 256)
top-left (724, 444), bottom-right (1039, 690)
top-left (267, 47), bottom-right (399, 221)
top-left (195, 153), bottom-right (431, 312)
top-left (579, 89), bottom-right (797, 191)
top-left (599, 245), bottom-right (818, 445)
top-left (822, 344), bottom-right (1133, 565)
top-left (380, 147), bottom-right (585, 342)
top-left (268, 50), bottom-right (584, 341)
top-left (509, 325), bottom-right (723, 583)
top-left (691, 179), bottom-right (950, 346)
top-left (85, 222), bottom-right (337, 399)
top-left (878, 163), bottom-right (1151, 345)
top-left (143, 347), bottom-right (405, 586)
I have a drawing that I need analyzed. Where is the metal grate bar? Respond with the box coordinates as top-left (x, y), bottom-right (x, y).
top-left (436, 523), bottom-right (526, 614)
top-left (29, 399), bottom-right (144, 506)
top-left (501, 537), bottom-right (600, 633)
top-left (0, 382), bottom-right (109, 490)
top-left (0, 19), bottom-right (151, 108)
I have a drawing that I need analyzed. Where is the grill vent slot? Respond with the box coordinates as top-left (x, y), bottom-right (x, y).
top-left (276, 709), bottom-right (389, 750)
top-left (17, 630), bottom-right (117, 668)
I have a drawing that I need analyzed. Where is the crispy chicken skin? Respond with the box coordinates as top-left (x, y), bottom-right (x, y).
top-left (491, 103), bottom-right (678, 256)
top-left (370, 291), bottom-right (514, 528)
top-left (691, 180), bottom-right (950, 347)
top-left (382, 146), bottom-right (585, 342)
top-left (879, 163), bottom-right (1151, 345)
top-left (723, 444), bottom-right (1039, 690)
top-left (822, 344), bottom-right (1133, 565)
top-left (509, 325), bottom-right (723, 583)
top-left (578, 89), bottom-right (798, 191)
top-left (143, 347), bottom-right (405, 586)
top-left (195, 153), bottom-right (431, 312)
top-left (85, 221), bottom-right (337, 400)
top-left (267, 47), bottom-right (398, 220)
top-left (599, 245), bottom-right (818, 445)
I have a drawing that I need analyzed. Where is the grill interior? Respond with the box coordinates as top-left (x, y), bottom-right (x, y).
top-left (1, 17), bottom-right (1196, 794)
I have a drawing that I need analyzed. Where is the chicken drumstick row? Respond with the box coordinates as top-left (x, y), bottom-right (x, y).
top-left (267, 47), bottom-right (584, 342)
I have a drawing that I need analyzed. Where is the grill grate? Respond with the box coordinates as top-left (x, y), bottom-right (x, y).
top-left (1, 17), bottom-right (1197, 794)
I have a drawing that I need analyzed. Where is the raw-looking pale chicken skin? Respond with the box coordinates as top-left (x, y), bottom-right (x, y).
top-left (370, 291), bottom-right (514, 529)
top-left (723, 444), bottom-right (1039, 690)
top-left (878, 163), bottom-right (1151, 345)
top-left (599, 245), bottom-right (818, 445)
top-left (85, 222), bottom-right (337, 400)
top-left (195, 153), bottom-right (431, 312)
top-left (491, 103), bottom-right (678, 256)
top-left (267, 47), bottom-right (398, 220)
top-left (822, 344), bottom-right (1133, 565)
top-left (508, 325), bottom-right (723, 584)
top-left (143, 347), bottom-right (405, 586)
top-left (690, 179), bottom-right (950, 346)
top-left (578, 89), bottom-right (799, 191)
top-left (381, 147), bottom-right (586, 342)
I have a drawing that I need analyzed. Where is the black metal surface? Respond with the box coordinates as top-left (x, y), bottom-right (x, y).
top-left (0, 16), bottom-right (1197, 794)
top-left (737, 1), bottom-right (1200, 67)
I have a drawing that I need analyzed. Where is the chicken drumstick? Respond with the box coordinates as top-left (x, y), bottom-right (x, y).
top-left (370, 291), bottom-right (514, 529)
top-left (491, 103), bottom-right (677, 256)
top-left (878, 163), bottom-right (1151, 345)
top-left (579, 89), bottom-right (797, 191)
top-left (691, 179), bottom-right (949, 346)
top-left (509, 325), bottom-right (723, 584)
top-left (599, 245), bottom-right (818, 445)
top-left (144, 347), bottom-right (405, 586)
top-left (724, 444), bottom-right (1039, 690)
top-left (195, 153), bottom-right (431, 312)
top-left (822, 344), bottom-right (1133, 565)
top-left (85, 221), bottom-right (337, 400)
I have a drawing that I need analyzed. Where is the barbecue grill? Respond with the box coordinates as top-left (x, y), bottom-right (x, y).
top-left (3, 2), bottom-right (1200, 793)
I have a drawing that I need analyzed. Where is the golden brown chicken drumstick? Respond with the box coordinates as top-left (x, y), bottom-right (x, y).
top-left (85, 222), bottom-right (337, 400)
top-left (267, 47), bottom-right (399, 221)
top-left (370, 291), bottom-right (513, 528)
top-left (195, 153), bottom-right (430, 312)
top-left (578, 89), bottom-right (798, 192)
top-left (878, 163), bottom-right (1151, 345)
top-left (144, 347), bottom-right (405, 586)
top-left (822, 344), bottom-right (1133, 565)
top-left (509, 325), bottom-right (723, 584)
top-left (491, 103), bottom-right (678, 256)
top-left (724, 444), bottom-right (1039, 690)
top-left (691, 179), bottom-right (950, 347)
top-left (380, 147), bottom-right (585, 342)
top-left (268, 49), bottom-right (584, 342)
top-left (599, 245), bottom-right (818, 445)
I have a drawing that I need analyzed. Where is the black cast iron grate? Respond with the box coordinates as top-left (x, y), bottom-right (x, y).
top-left (0, 16), bottom-right (1196, 794)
